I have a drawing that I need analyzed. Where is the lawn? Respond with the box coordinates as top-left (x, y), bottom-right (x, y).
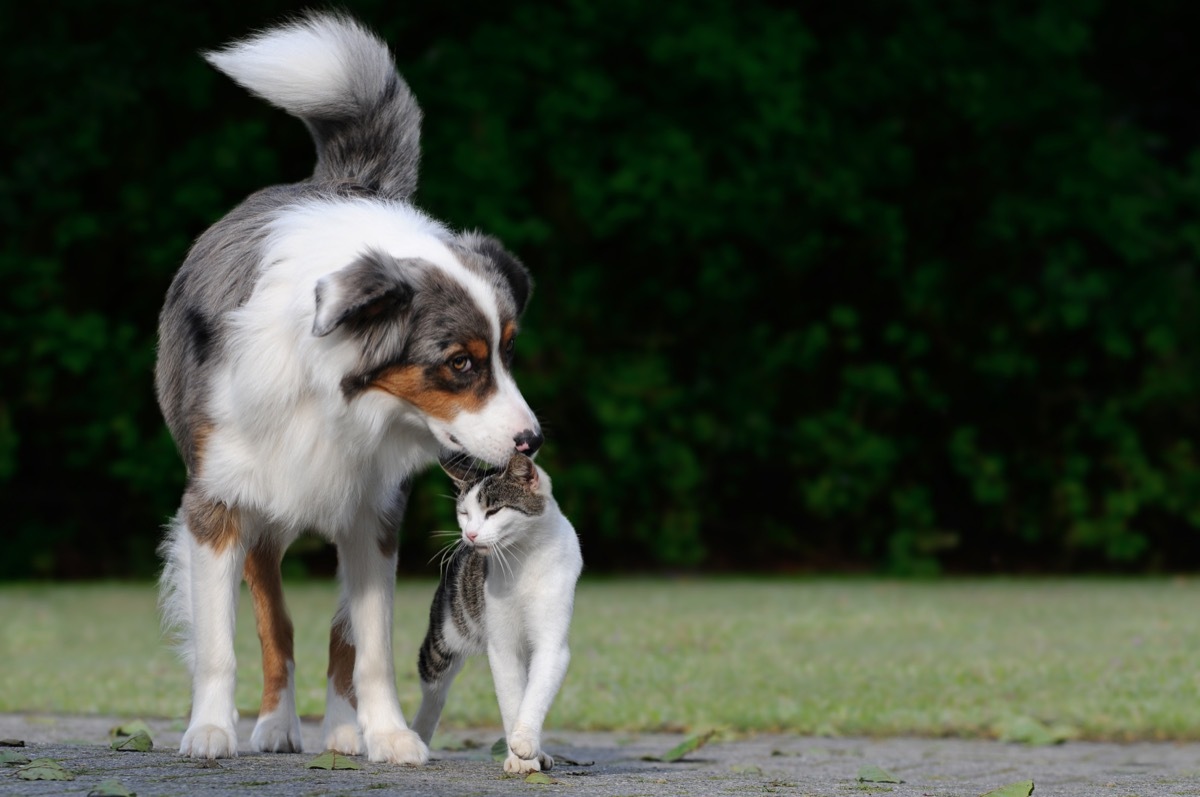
top-left (1, 578), bottom-right (1198, 741)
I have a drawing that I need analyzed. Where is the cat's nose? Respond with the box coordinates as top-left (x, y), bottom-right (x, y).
top-left (514, 429), bottom-right (543, 455)
top-left (466, 530), bottom-right (478, 542)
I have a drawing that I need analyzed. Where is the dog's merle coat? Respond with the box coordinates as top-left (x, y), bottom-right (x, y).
top-left (155, 13), bottom-right (542, 764)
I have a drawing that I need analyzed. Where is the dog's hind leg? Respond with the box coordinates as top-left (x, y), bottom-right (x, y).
top-left (177, 491), bottom-right (245, 758)
top-left (322, 603), bottom-right (361, 754)
top-left (245, 541), bottom-right (303, 753)
top-left (326, 522), bottom-right (428, 765)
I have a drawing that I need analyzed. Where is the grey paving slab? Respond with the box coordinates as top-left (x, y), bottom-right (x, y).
top-left (1, 714), bottom-right (1198, 796)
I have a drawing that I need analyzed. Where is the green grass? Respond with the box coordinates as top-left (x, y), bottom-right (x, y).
top-left (2, 578), bottom-right (1199, 740)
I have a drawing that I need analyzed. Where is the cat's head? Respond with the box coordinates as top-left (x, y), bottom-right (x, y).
top-left (440, 452), bottom-right (548, 555)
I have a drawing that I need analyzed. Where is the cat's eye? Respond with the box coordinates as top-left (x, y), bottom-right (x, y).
top-left (484, 507), bottom-right (501, 518)
top-left (450, 354), bottom-right (472, 373)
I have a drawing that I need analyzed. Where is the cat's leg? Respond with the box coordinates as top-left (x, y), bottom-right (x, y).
top-left (507, 602), bottom-right (574, 772)
top-left (412, 637), bottom-right (466, 744)
top-left (174, 494), bottom-right (247, 758)
top-left (331, 522), bottom-right (428, 765)
top-left (487, 634), bottom-right (539, 773)
top-left (244, 540), bottom-right (303, 753)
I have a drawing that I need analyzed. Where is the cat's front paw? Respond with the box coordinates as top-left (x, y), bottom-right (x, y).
top-left (508, 726), bottom-right (539, 760)
top-left (504, 752), bottom-right (544, 774)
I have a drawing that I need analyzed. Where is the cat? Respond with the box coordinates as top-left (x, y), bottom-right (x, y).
top-left (412, 452), bottom-right (582, 773)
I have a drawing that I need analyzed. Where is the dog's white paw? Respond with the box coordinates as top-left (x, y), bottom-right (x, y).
top-left (364, 727), bottom-right (428, 765)
top-left (180, 723), bottom-right (238, 759)
top-left (323, 722), bottom-right (362, 755)
top-left (251, 713), bottom-right (303, 753)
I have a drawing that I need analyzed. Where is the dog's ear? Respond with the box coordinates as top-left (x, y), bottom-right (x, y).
top-left (455, 232), bottom-right (533, 315)
top-left (313, 250), bottom-right (415, 337)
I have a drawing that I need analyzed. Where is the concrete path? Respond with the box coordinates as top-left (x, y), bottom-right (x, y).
top-left (1, 714), bottom-right (1197, 796)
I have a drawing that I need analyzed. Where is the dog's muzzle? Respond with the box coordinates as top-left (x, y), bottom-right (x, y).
top-left (514, 429), bottom-right (544, 455)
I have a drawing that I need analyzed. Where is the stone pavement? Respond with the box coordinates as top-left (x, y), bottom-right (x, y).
top-left (1, 714), bottom-right (1198, 796)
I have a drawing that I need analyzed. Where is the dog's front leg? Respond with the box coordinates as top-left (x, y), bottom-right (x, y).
top-left (334, 525), bottom-right (428, 765)
top-left (179, 495), bottom-right (245, 758)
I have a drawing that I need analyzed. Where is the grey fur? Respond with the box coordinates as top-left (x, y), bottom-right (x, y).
top-left (204, 12), bottom-right (422, 200)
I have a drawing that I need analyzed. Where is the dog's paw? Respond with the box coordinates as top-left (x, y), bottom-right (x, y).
top-left (322, 722), bottom-right (362, 756)
top-left (364, 727), bottom-right (429, 765)
top-left (180, 723), bottom-right (238, 759)
top-left (251, 713), bottom-right (303, 753)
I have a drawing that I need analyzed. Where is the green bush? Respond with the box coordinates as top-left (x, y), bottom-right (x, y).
top-left (2, 1), bottom-right (1198, 577)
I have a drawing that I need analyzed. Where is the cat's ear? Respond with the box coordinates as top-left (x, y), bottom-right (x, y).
top-left (440, 454), bottom-right (487, 495)
top-left (506, 453), bottom-right (539, 490)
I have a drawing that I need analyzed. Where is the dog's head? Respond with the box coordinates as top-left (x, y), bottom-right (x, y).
top-left (312, 228), bottom-right (541, 467)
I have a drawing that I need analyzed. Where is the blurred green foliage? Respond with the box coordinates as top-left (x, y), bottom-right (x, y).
top-left (3, 1), bottom-right (1199, 577)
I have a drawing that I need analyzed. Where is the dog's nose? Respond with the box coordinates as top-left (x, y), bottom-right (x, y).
top-left (513, 429), bottom-right (543, 455)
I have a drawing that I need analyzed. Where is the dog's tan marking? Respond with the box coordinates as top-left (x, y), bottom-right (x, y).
top-left (184, 490), bottom-right (241, 552)
top-left (328, 621), bottom-right (357, 710)
top-left (370, 365), bottom-right (492, 419)
top-left (244, 543), bottom-right (294, 715)
top-left (501, 321), bottom-right (517, 346)
top-left (188, 421), bottom-right (214, 479)
top-left (466, 338), bottom-right (489, 361)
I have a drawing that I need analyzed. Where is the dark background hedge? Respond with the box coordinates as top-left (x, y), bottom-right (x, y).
top-left (4, 0), bottom-right (1200, 578)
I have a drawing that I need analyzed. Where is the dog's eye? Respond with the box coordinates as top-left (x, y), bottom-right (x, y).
top-left (450, 354), bottom-right (472, 373)
top-left (504, 337), bottom-right (515, 355)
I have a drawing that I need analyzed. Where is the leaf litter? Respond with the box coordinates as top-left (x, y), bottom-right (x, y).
top-left (15, 757), bottom-right (74, 781)
top-left (306, 750), bottom-right (362, 770)
top-left (857, 764), bottom-right (904, 783)
top-left (641, 729), bottom-right (716, 762)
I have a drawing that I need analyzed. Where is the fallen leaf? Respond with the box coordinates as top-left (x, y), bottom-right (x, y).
top-left (306, 750), bottom-right (362, 770)
top-left (0, 750), bottom-right (31, 765)
top-left (642, 730), bottom-right (716, 762)
top-left (857, 764), bottom-right (904, 783)
top-left (524, 771), bottom-right (560, 785)
top-left (0, 739), bottom-right (24, 747)
top-left (16, 758), bottom-right (75, 781)
top-left (111, 731), bottom-right (153, 752)
top-left (980, 780), bottom-right (1035, 797)
top-left (491, 737), bottom-right (508, 762)
top-left (109, 721), bottom-right (152, 739)
top-left (195, 759), bottom-right (222, 769)
top-left (731, 763), bottom-right (763, 775)
top-left (89, 779), bottom-right (137, 796)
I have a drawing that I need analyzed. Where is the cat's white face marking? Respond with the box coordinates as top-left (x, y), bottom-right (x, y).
top-left (457, 483), bottom-right (514, 554)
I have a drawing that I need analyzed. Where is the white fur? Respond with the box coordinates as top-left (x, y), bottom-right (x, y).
top-left (251, 661), bottom-right (303, 753)
top-left (179, 532), bottom-right (244, 759)
top-left (415, 466), bottom-right (581, 773)
top-left (204, 15), bottom-right (392, 118)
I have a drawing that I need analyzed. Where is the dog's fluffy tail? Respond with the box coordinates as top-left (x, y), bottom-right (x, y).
top-left (158, 510), bottom-right (195, 673)
top-left (205, 12), bottom-right (422, 199)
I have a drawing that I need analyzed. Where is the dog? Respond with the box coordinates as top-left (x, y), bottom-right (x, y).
top-left (154, 13), bottom-right (541, 764)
